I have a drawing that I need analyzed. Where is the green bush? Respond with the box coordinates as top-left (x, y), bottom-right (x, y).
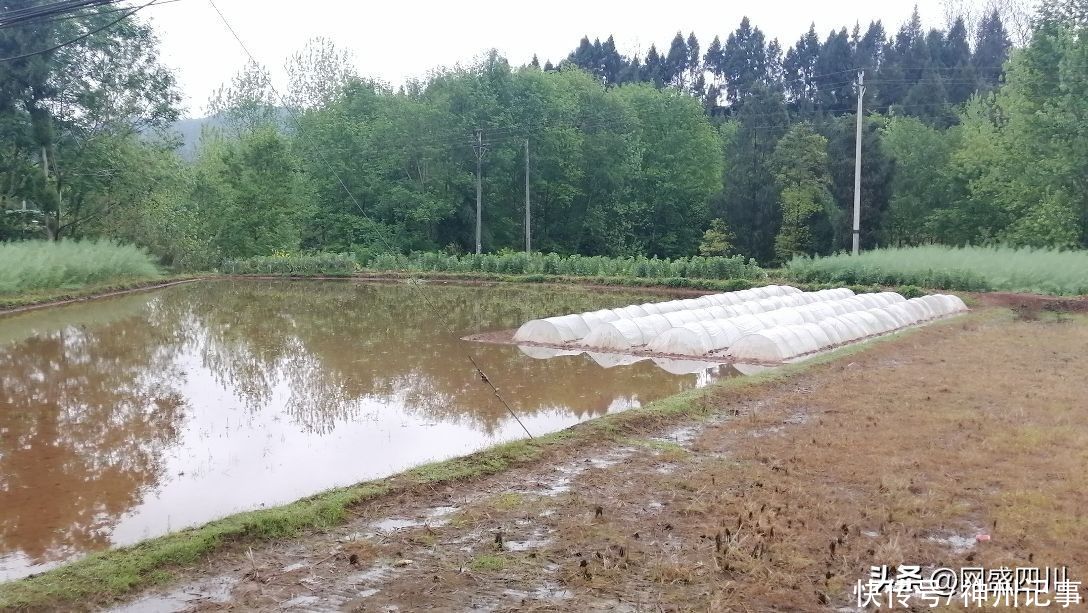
top-left (221, 253), bottom-right (357, 276)
top-left (786, 246), bottom-right (1088, 296)
top-left (0, 239), bottom-right (161, 294)
top-left (359, 251), bottom-right (765, 281)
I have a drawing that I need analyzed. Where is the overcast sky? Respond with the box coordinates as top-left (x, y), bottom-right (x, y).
top-left (147, 0), bottom-right (964, 117)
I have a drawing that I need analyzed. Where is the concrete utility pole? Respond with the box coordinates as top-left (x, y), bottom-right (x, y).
top-left (852, 69), bottom-right (864, 256)
top-left (524, 138), bottom-right (531, 253)
top-left (473, 128), bottom-right (484, 254)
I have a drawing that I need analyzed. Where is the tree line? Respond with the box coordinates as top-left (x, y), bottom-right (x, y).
top-left (1, 1), bottom-right (1085, 270)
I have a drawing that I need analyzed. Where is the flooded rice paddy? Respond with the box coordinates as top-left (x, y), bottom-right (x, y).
top-left (0, 280), bottom-right (738, 580)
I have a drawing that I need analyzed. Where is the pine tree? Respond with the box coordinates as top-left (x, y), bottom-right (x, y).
top-left (601, 35), bottom-right (625, 85)
top-left (765, 39), bottom-right (784, 91)
top-left (815, 28), bottom-right (854, 110)
top-left (784, 24), bottom-right (821, 105)
top-left (643, 44), bottom-right (665, 87)
top-left (664, 32), bottom-right (690, 87)
top-left (973, 9), bottom-right (1011, 89)
top-left (686, 32), bottom-right (703, 96)
top-left (718, 84), bottom-right (790, 262)
top-left (942, 17), bottom-right (975, 104)
top-left (722, 17), bottom-right (768, 103)
top-left (569, 36), bottom-right (597, 74)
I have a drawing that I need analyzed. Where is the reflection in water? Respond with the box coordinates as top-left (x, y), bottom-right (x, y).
top-left (0, 280), bottom-right (736, 580)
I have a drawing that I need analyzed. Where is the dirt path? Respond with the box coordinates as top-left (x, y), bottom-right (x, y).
top-left (112, 309), bottom-right (1088, 612)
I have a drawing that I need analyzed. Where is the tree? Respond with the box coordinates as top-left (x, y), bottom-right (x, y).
top-left (643, 45), bottom-right (665, 87)
top-left (974, 9), bottom-right (1011, 89)
top-left (819, 115), bottom-right (894, 250)
top-left (721, 18), bottom-right (768, 103)
top-left (0, 3), bottom-right (179, 240)
top-left (942, 17), bottom-right (976, 104)
top-left (285, 37), bottom-right (358, 109)
top-left (199, 127), bottom-right (313, 257)
top-left (613, 85), bottom-right (722, 256)
top-left (770, 123), bottom-right (835, 261)
top-left (664, 32), bottom-right (690, 88)
top-left (784, 25), bottom-right (821, 105)
top-left (815, 28), bottom-right (854, 110)
top-left (718, 85), bottom-right (790, 263)
top-left (207, 61), bottom-right (281, 136)
top-left (881, 115), bottom-right (958, 245)
top-left (600, 36), bottom-right (625, 85)
top-left (698, 219), bottom-right (734, 255)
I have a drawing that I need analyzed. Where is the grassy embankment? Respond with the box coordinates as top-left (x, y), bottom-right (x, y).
top-left (787, 245), bottom-right (1088, 296)
top-left (0, 317), bottom-right (937, 610)
top-left (0, 240), bottom-right (167, 310)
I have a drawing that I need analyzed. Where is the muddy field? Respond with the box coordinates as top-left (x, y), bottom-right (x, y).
top-left (109, 308), bottom-right (1088, 611)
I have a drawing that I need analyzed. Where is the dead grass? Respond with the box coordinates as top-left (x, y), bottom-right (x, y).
top-left (327, 309), bottom-right (1088, 610)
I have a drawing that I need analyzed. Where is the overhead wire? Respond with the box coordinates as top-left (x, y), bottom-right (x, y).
top-left (0, 0), bottom-right (124, 27)
top-left (0, 0), bottom-right (159, 62)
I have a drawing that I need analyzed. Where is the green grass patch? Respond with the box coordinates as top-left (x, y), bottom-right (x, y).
top-left (786, 246), bottom-right (1088, 296)
top-left (491, 493), bottom-right (526, 510)
top-left (469, 554), bottom-right (506, 572)
top-left (0, 239), bottom-right (161, 296)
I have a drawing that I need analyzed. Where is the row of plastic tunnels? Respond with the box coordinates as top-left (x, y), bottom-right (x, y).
top-left (513, 285), bottom-right (968, 363)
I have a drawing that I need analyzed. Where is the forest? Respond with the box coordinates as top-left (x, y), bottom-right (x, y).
top-left (1, 0), bottom-right (1085, 270)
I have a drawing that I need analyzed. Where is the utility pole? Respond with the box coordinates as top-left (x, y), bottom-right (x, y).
top-left (473, 128), bottom-right (484, 254)
top-left (852, 69), bottom-right (864, 256)
top-left (524, 138), bottom-right (531, 253)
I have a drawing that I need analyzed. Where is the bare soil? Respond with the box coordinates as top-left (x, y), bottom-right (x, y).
top-left (107, 308), bottom-right (1088, 612)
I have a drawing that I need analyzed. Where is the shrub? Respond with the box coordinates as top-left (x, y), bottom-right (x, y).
top-left (221, 253), bottom-right (357, 276)
top-left (358, 251), bottom-right (766, 281)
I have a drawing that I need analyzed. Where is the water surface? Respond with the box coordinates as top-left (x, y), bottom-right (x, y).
top-left (0, 280), bottom-right (736, 579)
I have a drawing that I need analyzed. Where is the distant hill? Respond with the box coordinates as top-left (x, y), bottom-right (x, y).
top-left (171, 114), bottom-right (227, 160)
top-left (171, 109), bottom-right (291, 160)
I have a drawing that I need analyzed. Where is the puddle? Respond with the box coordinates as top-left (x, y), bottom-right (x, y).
top-left (0, 280), bottom-right (739, 579)
top-left (372, 518), bottom-right (425, 533)
top-left (505, 538), bottom-right (553, 552)
top-left (502, 582), bottom-right (573, 601)
top-left (928, 533), bottom-right (976, 554)
top-left (652, 425), bottom-right (702, 447)
top-left (110, 575), bottom-right (238, 613)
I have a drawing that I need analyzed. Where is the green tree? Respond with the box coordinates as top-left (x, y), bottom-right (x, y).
top-left (770, 123), bottom-right (835, 262)
top-left (613, 85), bottom-right (722, 256)
top-left (717, 85), bottom-right (789, 263)
top-left (199, 127), bottom-right (313, 257)
top-left (698, 219), bottom-right (734, 256)
top-left (0, 2), bottom-right (179, 240)
top-left (881, 115), bottom-right (959, 245)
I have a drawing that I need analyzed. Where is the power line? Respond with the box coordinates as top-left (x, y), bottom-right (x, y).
top-left (0, 0), bottom-right (124, 28)
top-left (0, 0), bottom-right (158, 62)
top-left (26, 0), bottom-right (181, 26)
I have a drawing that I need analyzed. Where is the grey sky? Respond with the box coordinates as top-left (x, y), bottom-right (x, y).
top-left (147, 0), bottom-right (966, 117)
